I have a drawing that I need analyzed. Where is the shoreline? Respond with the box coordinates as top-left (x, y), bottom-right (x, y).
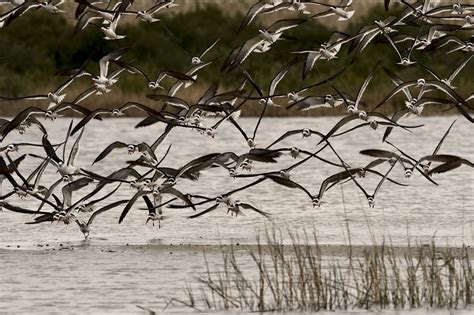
top-left (1, 242), bottom-right (472, 257)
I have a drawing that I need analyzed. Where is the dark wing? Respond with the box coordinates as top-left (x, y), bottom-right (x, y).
top-left (360, 149), bottom-right (399, 160)
top-left (62, 177), bottom-right (93, 207)
top-left (119, 191), bottom-right (148, 223)
top-left (381, 110), bottom-right (409, 142)
top-left (142, 195), bottom-right (156, 216)
top-left (93, 141), bottom-right (128, 164)
top-left (63, 120), bottom-right (74, 162)
top-left (432, 120), bottom-right (456, 155)
top-left (239, 202), bottom-right (271, 218)
top-left (354, 61), bottom-right (380, 109)
top-left (266, 129), bottom-right (305, 149)
top-left (267, 18), bottom-right (308, 33)
top-left (158, 70), bottom-right (195, 82)
top-left (161, 187), bottom-right (196, 211)
top-left (71, 108), bottom-right (110, 136)
top-left (176, 154), bottom-right (220, 179)
top-left (1, 202), bottom-right (51, 215)
top-left (67, 128), bottom-right (85, 166)
top-left (373, 159), bottom-right (399, 196)
top-left (317, 169), bottom-right (356, 198)
top-left (332, 121), bottom-right (422, 138)
top-left (37, 178), bottom-right (63, 211)
top-left (238, 1), bottom-right (267, 32)
top-left (147, 94), bottom-right (189, 110)
top-left (428, 160), bottom-right (473, 176)
top-left (26, 116), bottom-right (47, 135)
top-left (302, 51), bottom-right (321, 80)
top-left (110, 59), bottom-right (151, 82)
top-left (1, 107), bottom-right (45, 139)
top-left (317, 114), bottom-right (359, 144)
top-left (136, 142), bottom-right (157, 162)
top-left (243, 149), bottom-right (283, 163)
top-left (42, 135), bottom-right (62, 164)
top-left (188, 203), bottom-right (219, 219)
top-left (372, 81), bottom-right (417, 111)
top-left (287, 96), bottom-right (327, 111)
top-left (265, 174), bottom-right (313, 200)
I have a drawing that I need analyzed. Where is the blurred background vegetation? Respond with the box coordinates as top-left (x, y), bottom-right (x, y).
top-left (0, 2), bottom-right (472, 116)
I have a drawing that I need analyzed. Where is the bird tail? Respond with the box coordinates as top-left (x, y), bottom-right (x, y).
top-left (338, 10), bottom-right (354, 21)
top-left (184, 75), bottom-right (197, 88)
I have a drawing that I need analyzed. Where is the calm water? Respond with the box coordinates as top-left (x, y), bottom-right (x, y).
top-left (0, 116), bottom-right (472, 312)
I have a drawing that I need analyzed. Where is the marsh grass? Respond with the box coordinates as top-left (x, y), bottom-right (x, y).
top-left (169, 228), bottom-right (472, 312)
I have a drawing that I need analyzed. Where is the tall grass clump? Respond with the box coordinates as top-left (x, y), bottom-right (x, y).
top-left (169, 229), bottom-right (472, 312)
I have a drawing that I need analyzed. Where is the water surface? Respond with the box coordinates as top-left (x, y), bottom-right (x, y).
top-left (0, 116), bottom-right (472, 247)
top-left (0, 116), bottom-right (472, 313)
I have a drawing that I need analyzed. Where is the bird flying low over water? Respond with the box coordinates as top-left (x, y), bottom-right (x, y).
top-left (0, 0), bottom-right (473, 240)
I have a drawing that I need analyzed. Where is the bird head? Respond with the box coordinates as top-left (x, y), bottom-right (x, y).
top-left (388, 156), bottom-right (399, 166)
top-left (6, 144), bottom-right (18, 153)
top-left (45, 111), bottom-right (59, 121)
top-left (399, 58), bottom-right (414, 66)
top-left (111, 109), bottom-right (125, 117)
top-left (358, 110), bottom-right (368, 121)
top-left (17, 126), bottom-right (26, 134)
top-left (152, 186), bottom-right (161, 196)
top-left (205, 128), bottom-right (216, 138)
top-left (279, 170), bottom-right (290, 180)
top-left (324, 94), bottom-right (334, 102)
top-left (47, 92), bottom-right (59, 103)
top-left (148, 82), bottom-right (158, 89)
top-left (127, 144), bottom-right (136, 154)
top-left (290, 147), bottom-right (299, 159)
top-left (95, 83), bottom-right (110, 94)
top-left (357, 168), bottom-right (366, 178)
top-left (75, 204), bottom-right (84, 212)
top-left (287, 92), bottom-right (298, 102)
top-left (240, 158), bottom-right (253, 171)
top-left (369, 119), bottom-right (378, 130)
top-left (367, 197), bottom-right (375, 208)
top-left (312, 196), bottom-right (321, 208)
top-left (229, 168), bottom-right (237, 177)
top-left (247, 138), bottom-right (257, 148)
top-left (62, 174), bottom-right (72, 182)
top-left (421, 163), bottom-right (430, 173)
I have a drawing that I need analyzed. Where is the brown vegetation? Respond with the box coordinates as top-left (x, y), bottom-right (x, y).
top-left (168, 228), bottom-right (473, 312)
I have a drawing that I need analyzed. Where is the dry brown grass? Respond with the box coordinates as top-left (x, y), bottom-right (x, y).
top-left (1, 80), bottom-right (467, 118)
top-left (47, 0), bottom-right (403, 31)
top-left (56, 0), bottom-right (460, 27)
top-left (167, 228), bottom-right (473, 312)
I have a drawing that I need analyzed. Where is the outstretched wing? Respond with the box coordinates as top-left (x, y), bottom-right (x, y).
top-left (93, 141), bottom-right (128, 165)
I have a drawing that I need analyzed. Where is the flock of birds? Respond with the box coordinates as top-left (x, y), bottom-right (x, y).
top-left (0, 0), bottom-right (473, 240)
